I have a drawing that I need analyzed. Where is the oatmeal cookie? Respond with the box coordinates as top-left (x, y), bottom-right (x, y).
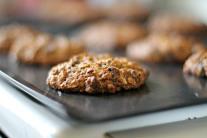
top-left (183, 51), bottom-right (207, 77)
top-left (10, 34), bottom-right (85, 65)
top-left (47, 54), bottom-right (149, 93)
top-left (77, 21), bottom-right (147, 51)
top-left (127, 34), bottom-right (206, 63)
top-left (148, 14), bottom-right (207, 35)
top-left (0, 24), bottom-right (38, 53)
top-left (103, 4), bottom-right (149, 21)
top-left (38, 0), bottom-right (102, 24)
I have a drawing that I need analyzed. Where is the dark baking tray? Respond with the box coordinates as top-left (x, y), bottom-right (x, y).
top-left (1, 54), bottom-right (207, 122)
top-left (1, 20), bottom-right (207, 122)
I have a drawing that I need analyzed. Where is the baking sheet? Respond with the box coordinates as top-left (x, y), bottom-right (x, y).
top-left (1, 53), bottom-right (207, 122)
top-left (0, 20), bottom-right (207, 122)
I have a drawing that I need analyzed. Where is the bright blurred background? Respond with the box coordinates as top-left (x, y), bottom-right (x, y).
top-left (0, 0), bottom-right (207, 24)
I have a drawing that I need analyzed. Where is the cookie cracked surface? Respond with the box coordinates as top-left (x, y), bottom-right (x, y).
top-left (47, 54), bottom-right (149, 93)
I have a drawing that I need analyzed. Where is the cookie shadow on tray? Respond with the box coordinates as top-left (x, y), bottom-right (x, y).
top-left (184, 74), bottom-right (207, 98)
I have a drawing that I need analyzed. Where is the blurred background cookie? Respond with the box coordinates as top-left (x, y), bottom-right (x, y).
top-left (76, 21), bottom-right (147, 52)
top-left (127, 33), bottom-right (206, 63)
top-left (183, 51), bottom-right (207, 77)
top-left (36, 0), bottom-right (103, 25)
top-left (10, 33), bottom-right (85, 65)
top-left (148, 14), bottom-right (207, 35)
top-left (47, 54), bottom-right (149, 94)
top-left (0, 24), bottom-right (39, 53)
top-left (101, 3), bottom-right (150, 21)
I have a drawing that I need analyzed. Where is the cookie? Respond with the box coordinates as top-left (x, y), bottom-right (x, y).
top-left (103, 3), bottom-right (149, 21)
top-left (148, 14), bottom-right (207, 35)
top-left (183, 51), bottom-right (207, 77)
top-left (127, 34), bottom-right (206, 63)
top-left (38, 1), bottom-right (102, 24)
top-left (0, 24), bottom-right (38, 53)
top-left (77, 21), bottom-right (147, 51)
top-left (10, 34), bottom-right (85, 65)
top-left (47, 54), bottom-right (149, 94)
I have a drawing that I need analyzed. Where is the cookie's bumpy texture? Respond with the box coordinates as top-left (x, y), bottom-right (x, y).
top-left (0, 24), bottom-right (38, 53)
top-left (77, 21), bottom-right (147, 51)
top-left (127, 34), bottom-right (205, 63)
top-left (10, 34), bottom-right (85, 65)
top-left (148, 14), bottom-right (207, 35)
top-left (47, 54), bottom-right (149, 93)
top-left (183, 51), bottom-right (207, 77)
